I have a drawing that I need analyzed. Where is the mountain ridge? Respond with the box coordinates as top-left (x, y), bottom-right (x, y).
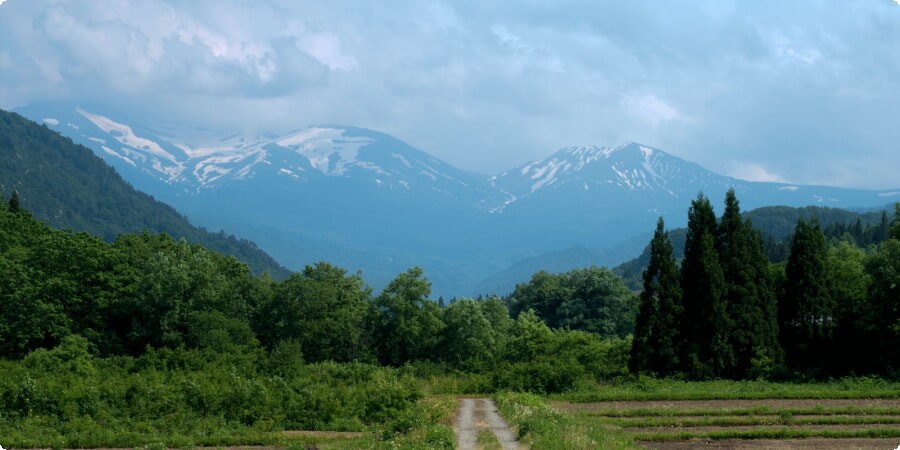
top-left (13, 102), bottom-right (900, 297)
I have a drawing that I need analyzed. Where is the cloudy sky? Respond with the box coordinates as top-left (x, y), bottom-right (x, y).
top-left (2, 0), bottom-right (899, 189)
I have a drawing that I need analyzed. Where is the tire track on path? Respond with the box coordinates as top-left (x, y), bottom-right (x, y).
top-left (454, 397), bottom-right (520, 450)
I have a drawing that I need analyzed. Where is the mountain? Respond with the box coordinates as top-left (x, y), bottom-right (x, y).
top-left (14, 103), bottom-right (900, 297)
top-left (0, 109), bottom-right (290, 279)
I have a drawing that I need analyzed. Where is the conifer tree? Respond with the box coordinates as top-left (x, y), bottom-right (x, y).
top-left (716, 189), bottom-right (781, 378)
top-left (891, 203), bottom-right (900, 240)
top-left (631, 217), bottom-right (683, 376)
top-left (680, 193), bottom-right (731, 378)
top-left (779, 218), bottom-right (834, 375)
top-left (8, 190), bottom-right (21, 213)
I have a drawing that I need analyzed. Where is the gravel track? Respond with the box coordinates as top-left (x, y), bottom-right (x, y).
top-left (454, 397), bottom-right (520, 450)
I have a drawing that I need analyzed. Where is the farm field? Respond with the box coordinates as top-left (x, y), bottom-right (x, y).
top-left (551, 392), bottom-right (900, 449)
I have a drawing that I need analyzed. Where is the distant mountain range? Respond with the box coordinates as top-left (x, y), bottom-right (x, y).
top-left (14, 103), bottom-right (900, 297)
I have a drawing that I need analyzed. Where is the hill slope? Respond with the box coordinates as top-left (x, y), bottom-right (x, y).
top-left (0, 110), bottom-right (289, 278)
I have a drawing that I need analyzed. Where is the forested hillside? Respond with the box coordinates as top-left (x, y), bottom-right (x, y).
top-left (0, 110), bottom-right (289, 278)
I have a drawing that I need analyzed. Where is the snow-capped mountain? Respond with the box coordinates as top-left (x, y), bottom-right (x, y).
top-left (496, 143), bottom-right (723, 196)
top-left (23, 104), bottom-right (501, 210)
top-left (13, 103), bottom-right (899, 297)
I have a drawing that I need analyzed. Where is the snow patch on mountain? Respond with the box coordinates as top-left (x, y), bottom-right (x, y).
top-left (77, 108), bottom-right (178, 164)
top-left (276, 127), bottom-right (375, 176)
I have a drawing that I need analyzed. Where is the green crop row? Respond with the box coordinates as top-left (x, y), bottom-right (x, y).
top-left (631, 427), bottom-right (900, 442)
top-left (556, 377), bottom-right (900, 402)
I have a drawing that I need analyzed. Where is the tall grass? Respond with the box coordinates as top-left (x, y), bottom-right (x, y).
top-left (494, 392), bottom-right (638, 450)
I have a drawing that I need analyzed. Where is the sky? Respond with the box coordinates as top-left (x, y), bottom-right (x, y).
top-left (1, 0), bottom-right (900, 189)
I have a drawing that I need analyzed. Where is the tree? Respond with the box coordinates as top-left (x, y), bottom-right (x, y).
top-left (507, 267), bottom-right (636, 337)
top-left (370, 267), bottom-right (444, 365)
top-left (8, 190), bottom-right (21, 213)
top-left (827, 242), bottom-right (872, 374)
top-left (891, 203), bottom-right (900, 240)
top-left (504, 309), bottom-right (554, 363)
top-left (259, 262), bottom-right (373, 362)
top-left (779, 219), bottom-right (834, 376)
top-left (631, 217), bottom-right (683, 376)
top-left (441, 299), bottom-right (498, 370)
top-left (865, 239), bottom-right (900, 375)
top-left (716, 189), bottom-right (781, 378)
top-left (680, 193), bottom-right (730, 378)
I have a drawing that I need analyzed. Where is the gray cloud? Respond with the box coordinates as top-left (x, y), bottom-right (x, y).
top-left (2, 0), bottom-right (899, 188)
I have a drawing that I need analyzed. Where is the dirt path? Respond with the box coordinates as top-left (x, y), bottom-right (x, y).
top-left (454, 397), bottom-right (521, 450)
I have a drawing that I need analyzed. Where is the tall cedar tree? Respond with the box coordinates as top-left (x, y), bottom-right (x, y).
top-left (779, 218), bottom-right (834, 376)
top-left (631, 217), bottom-right (683, 376)
top-left (8, 190), bottom-right (21, 213)
top-left (716, 190), bottom-right (781, 378)
top-left (891, 203), bottom-right (900, 240)
top-left (680, 194), bottom-right (731, 379)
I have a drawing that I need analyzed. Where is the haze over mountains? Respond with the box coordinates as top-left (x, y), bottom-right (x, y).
top-left (15, 103), bottom-right (900, 297)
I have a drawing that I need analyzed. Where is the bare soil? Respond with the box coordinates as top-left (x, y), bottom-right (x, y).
top-left (636, 437), bottom-right (900, 449)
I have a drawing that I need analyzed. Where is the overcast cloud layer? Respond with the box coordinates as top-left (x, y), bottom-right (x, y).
top-left (2, 0), bottom-right (899, 189)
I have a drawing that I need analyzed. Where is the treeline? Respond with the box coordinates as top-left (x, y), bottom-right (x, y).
top-left (631, 190), bottom-right (900, 380)
top-left (0, 194), bottom-right (635, 394)
top-left (615, 205), bottom-right (893, 290)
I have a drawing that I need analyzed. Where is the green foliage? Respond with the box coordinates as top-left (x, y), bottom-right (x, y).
top-left (865, 238), bottom-right (900, 375)
top-left (257, 262), bottom-right (373, 363)
top-left (8, 189), bottom-right (21, 212)
top-left (779, 218), bottom-right (835, 376)
top-left (507, 266), bottom-right (637, 337)
top-left (495, 392), bottom-right (638, 449)
top-left (680, 194), bottom-right (730, 379)
top-left (557, 377), bottom-right (900, 402)
top-left (0, 342), bottom-right (421, 447)
top-left (493, 318), bottom-right (631, 393)
top-left (440, 298), bottom-right (501, 370)
top-left (716, 189), bottom-right (781, 379)
top-left (827, 242), bottom-right (873, 374)
top-left (371, 267), bottom-right (444, 366)
top-left (891, 203), bottom-right (900, 240)
top-left (631, 217), bottom-right (682, 377)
